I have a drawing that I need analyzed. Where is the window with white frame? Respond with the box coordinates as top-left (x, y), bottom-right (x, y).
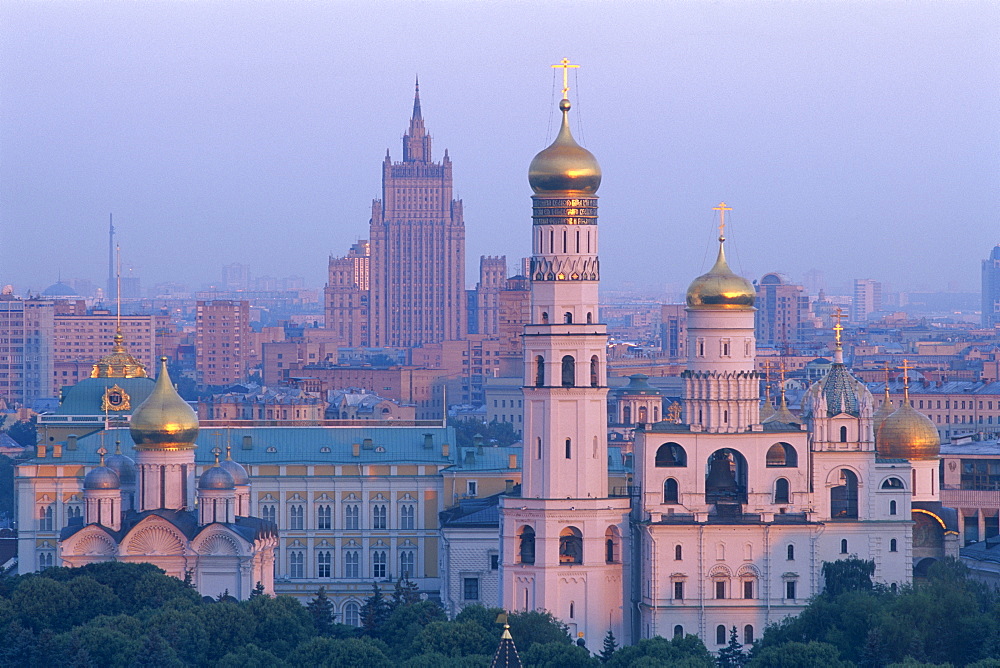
top-left (289, 504), bottom-right (304, 530)
top-left (261, 504), bottom-right (276, 525)
top-left (400, 504), bottom-right (415, 530)
top-left (290, 551), bottom-right (304, 578)
top-left (38, 505), bottom-right (53, 531)
top-left (345, 550), bottom-right (359, 578)
top-left (345, 504), bottom-right (359, 530)
top-left (317, 504), bottom-right (332, 530)
top-left (373, 504), bottom-right (387, 530)
top-left (344, 601), bottom-right (360, 627)
top-left (400, 550), bottom-right (415, 578)
top-left (372, 550), bottom-right (387, 578)
top-left (317, 550), bottom-right (332, 578)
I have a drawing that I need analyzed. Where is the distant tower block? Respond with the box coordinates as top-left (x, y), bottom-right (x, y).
top-left (982, 245), bottom-right (1000, 328)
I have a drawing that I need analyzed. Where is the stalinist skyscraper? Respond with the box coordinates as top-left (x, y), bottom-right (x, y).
top-left (367, 81), bottom-right (467, 347)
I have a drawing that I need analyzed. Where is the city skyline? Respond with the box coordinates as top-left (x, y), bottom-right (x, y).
top-left (2, 2), bottom-right (997, 294)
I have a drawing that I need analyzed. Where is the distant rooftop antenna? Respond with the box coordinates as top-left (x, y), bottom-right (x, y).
top-left (107, 214), bottom-right (115, 303)
top-left (116, 245), bottom-right (122, 333)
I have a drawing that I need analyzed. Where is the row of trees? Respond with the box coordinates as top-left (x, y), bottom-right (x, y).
top-left (4, 558), bottom-right (1000, 666)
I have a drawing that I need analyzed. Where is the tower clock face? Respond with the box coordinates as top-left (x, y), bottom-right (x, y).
top-left (102, 385), bottom-right (132, 411)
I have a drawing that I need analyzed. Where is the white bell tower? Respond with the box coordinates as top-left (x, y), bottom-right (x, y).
top-left (500, 60), bottom-right (631, 649)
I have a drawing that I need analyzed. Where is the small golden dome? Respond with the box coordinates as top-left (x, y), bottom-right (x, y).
top-left (91, 331), bottom-right (147, 379)
top-left (872, 389), bottom-right (895, 433)
top-left (528, 98), bottom-right (601, 195)
top-left (129, 358), bottom-right (199, 450)
top-left (876, 399), bottom-right (939, 460)
top-left (686, 241), bottom-right (755, 309)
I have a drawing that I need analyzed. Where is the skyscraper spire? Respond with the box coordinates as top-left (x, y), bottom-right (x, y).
top-left (412, 76), bottom-right (422, 120)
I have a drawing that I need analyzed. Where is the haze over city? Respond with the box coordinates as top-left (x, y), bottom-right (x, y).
top-left (2, 1), bottom-right (997, 295)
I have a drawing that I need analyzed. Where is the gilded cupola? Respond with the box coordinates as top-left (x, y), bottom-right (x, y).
top-left (129, 358), bottom-right (199, 450)
top-left (91, 330), bottom-right (147, 379)
top-left (528, 95), bottom-right (601, 195)
top-left (686, 206), bottom-right (755, 310)
top-left (876, 362), bottom-right (939, 460)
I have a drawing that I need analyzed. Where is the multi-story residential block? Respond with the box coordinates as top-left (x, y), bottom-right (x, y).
top-left (852, 278), bottom-right (883, 323)
top-left (0, 292), bottom-right (55, 406)
top-left (755, 272), bottom-right (813, 348)
top-left (324, 241), bottom-right (370, 347)
top-left (195, 300), bottom-right (250, 387)
top-left (982, 245), bottom-right (1000, 328)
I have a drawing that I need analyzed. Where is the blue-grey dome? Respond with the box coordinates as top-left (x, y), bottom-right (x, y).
top-left (84, 466), bottom-right (121, 490)
top-left (219, 458), bottom-right (249, 486)
top-left (198, 465), bottom-right (235, 490)
top-left (105, 452), bottom-right (137, 485)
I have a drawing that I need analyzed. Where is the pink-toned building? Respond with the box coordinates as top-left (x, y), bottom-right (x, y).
top-left (324, 241), bottom-right (370, 347)
top-left (195, 300), bottom-right (250, 387)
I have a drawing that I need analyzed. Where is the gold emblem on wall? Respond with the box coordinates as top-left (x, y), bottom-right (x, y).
top-left (102, 384), bottom-right (131, 411)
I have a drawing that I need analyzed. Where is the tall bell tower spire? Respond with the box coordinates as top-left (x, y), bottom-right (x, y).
top-left (403, 77), bottom-right (431, 163)
top-left (500, 60), bottom-right (630, 648)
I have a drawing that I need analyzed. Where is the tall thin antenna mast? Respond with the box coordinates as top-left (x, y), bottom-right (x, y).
top-left (116, 245), bottom-right (122, 333)
top-left (107, 214), bottom-right (115, 302)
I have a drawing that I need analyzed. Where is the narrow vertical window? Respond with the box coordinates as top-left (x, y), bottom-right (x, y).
top-left (565, 438), bottom-right (572, 459)
top-left (535, 356), bottom-right (545, 387)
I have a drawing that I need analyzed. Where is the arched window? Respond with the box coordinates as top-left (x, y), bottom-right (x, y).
top-left (343, 601), bottom-right (361, 627)
top-left (787, 544), bottom-right (795, 560)
top-left (674, 544), bottom-right (682, 560)
top-left (655, 443), bottom-right (687, 467)
top-left (535, 356), bottom-right (545, 387)
top-left (587, 312), bottom-right (593, 324)
top-left (664, 478), bottom-right (679, 504)
top-left (744, 625), bottom-right (754, 645)
top-left (831, 469), bottom-right (859, 519)
top-left (565, 438), bottom-right (572, 459)
top-left (569, 601), bottom-right (575, 618)
top-left (561, 356), bottom-right (576, 387)
top-left (605, 526), bottom-right (621, 564)
top-left (889, 500), bottom-right (897, 515)
top-left (840, 538), bottom-right (848, 554)
top-left (840, 426), bottom-right (848, 442)
top-left (518, 526), bottom-right (535, 564)
top-left (623, 405), bottom-right (632, 425)
top-left (766, 442), bottom-right (798, 467)
top-left (564, 312), bottom-right (573, 324)
top-left (536, 437), bottom-right (542, 460)
top-left (559, 527), bottom-right (583, 564)
top-left (400, 551), bottom-right (415, 578)
top-left (774, 478), bottom-right (790, 504)
top-left (590, 356), bottom-right (599, 387)
top-left (881, 477), bottom-right (904, 489)
top-left (541, 311), bottom-right (549, 324)
top-left (638, 406), bottom-right (648, 424)
top-left (716, 625), bottom-right (726, 645)
top-left (673, 625), bottom-right (684, 638)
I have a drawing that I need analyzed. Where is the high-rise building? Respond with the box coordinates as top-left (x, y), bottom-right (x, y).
top-left (368, 82), bottom-right (466, 347)
top-left (324, 240), bottom-right (370, 347)
top-left (500, 85), bottom-right (630, 645)
top-left (475, 256), bottom-right (507, 337)
top-left (852, 278), bottom-right (883, 323)
top-left (754, 272), bottom-right (811, 349)
top-left (982, 245), bottom-right (1000, 328)
top-left (0, 291), bottom-right (55, 406)
top-left (195, 300), bottom-right (250, 387)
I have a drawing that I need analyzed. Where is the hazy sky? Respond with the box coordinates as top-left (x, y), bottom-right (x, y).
top-left (2, 1), bottom-right (998, 297)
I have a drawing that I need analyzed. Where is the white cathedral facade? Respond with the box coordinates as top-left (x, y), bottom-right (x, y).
top-left (500, 79), bottom-right (956, 650)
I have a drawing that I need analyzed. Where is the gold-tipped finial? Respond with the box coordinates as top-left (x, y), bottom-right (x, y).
top-left (552, 57), bottom-right (579, 101)
top-left (212, 446), bottom-right (222, 465)
top-left (713, 201), bottom-right (732, 242)
top-left (899, 359), bottom-right (913, 403)
top-left (97, 445), bottom-right (107, 466)
top-left (226, 444), bottom-right (233, 461)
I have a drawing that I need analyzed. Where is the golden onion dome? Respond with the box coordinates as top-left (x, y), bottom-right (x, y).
top-left (528, 98), bottom-right (601, 195)
top-left (686, 240), bottom-right (755, 309)
top-left (876, 399), bottom-right (940, 460)
top-left (129, 357), bottom-right (199, 450)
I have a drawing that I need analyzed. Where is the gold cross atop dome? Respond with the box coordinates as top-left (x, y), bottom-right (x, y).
top-left (833, 308), bottom-right (845, 346)
top-left (552, 57), bottom-right (580, 100)
top-left (713, 202), bottom-right (732, 241)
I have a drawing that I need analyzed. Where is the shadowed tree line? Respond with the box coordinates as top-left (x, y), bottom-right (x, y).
top-left (0, 562), bottom-right (715, 667)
